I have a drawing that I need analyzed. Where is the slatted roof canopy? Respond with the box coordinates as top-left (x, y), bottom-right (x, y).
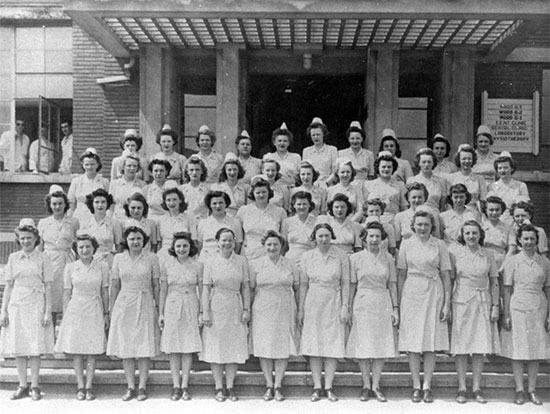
top-left (101, 16), bottom-right (521, 51)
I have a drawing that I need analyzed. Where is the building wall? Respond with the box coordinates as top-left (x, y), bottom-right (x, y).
top-left (72, 24), bottom-right (139, 175)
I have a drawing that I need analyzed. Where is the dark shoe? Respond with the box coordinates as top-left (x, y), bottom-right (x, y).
top-left (473, 389), bottom-right (486, 404)
top-left (514, 390), bottom-right (525, 405)
top-left (455, 390), bottom-right (467, 404)
top-left (423, 389), bottom-right (434, 403)
top-left (181, 387), bottom-right (191, 401)
top-left (326, 388), bottom-right (338, 402)
top-left (411, 388), bottom-right (422, 403)
top-left (263, 387), bottom-right (274, 401)
top-left (372, 388), bottom-right (387, 402)
top-left (359, 388), bottom-right (369, 402)
top-left (10, 386), bottom-right (29, 400)
top-left (76, 388), bottom-right (86, 401)
top-left (227, 388), bottom-right (238, 402)
top-left (170, 387), bottom-right (182, 401)
top-left (85, 389), bottom-right (96, 401)
top-left (30, 387), bottom-right (42, 401)
top-left (122, 388), bottom-right (136, 402)
top-left (136, 388), bottom-right (147, 402)
top-left (527, 391), bottom-right (542, 406)
top-left (274, 387), bottom-right (285, 402)
top-left (310, 388), bottom-right (322, 402)
top-left (214, 388), bottom-right (226, 402)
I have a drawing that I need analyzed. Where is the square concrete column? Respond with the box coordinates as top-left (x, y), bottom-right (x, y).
top-left (364, 45), bottom-right (400, 153)
top-left (438, 47), bottom-right (475, 144)
top-left (216, 44), bottom-right (246, 155)
top-left (139, 45), bottom-right (178, 159)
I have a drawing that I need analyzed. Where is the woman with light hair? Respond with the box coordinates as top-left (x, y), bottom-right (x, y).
top-left (195, 125), bottom-right (223, 184)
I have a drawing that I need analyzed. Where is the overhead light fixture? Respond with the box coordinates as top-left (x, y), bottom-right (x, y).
top-left (303, 53), bottom-right (312, 70)
top-left (293, 43), bottom-right (323, 71)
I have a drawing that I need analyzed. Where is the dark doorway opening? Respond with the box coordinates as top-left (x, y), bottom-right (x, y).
top-left (248, 75), bottom-right (365, 157)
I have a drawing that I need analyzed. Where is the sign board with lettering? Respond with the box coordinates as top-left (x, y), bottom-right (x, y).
top-left (481, 91), bottom-right (540, 155)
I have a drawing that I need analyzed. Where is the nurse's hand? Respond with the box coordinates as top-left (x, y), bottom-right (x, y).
top-left (158, 314), bottom-right (165, 330)
top-left (202, 312), bottom-right (212, 328)
top-left (545, 316), bottom-right (550, 333)
top-left (0, 311), bottom-right (8, 327)
top-left (503, 316), bottom-right (512, 331)
top-left (42, 312), bottom-right (52, 327)
top-left (340, 305), bottom-right (350, 324)
top-left (103, 313), bottom-right (110, 330)
top-left (297, 309), bottom-right (304, 327)
top-left (392, 308), bottom-right (400, 327)
top-left (440, 303), bottom-right (450, 322)
top-left (241, 309), bottom-right (250, 324)
top-left (490, 306), bottom-right (499, 322)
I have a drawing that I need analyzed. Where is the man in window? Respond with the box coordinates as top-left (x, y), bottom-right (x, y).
top-left (29, 126), bottom-right (56, 173)
top-left (59, 121), bottom-right (73, 174)
top-left (0, 119), bottom-right (30, 172)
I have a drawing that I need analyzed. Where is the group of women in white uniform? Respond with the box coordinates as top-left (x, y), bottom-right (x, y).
top-left (0, 119), bottom-right (548, 406)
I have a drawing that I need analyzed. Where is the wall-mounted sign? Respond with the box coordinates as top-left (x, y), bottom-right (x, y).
top-left (481, 91), bottom-right (539, 155)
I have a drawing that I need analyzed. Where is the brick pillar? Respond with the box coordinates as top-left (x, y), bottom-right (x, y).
top-left (364, 45), bottom-right (400, 153)
top-left (216, 44), bottom-right (246, 155)
top-left (439, 47), bottom-right (475, 144)
top-left (139, 45), bottom-right (177, 159)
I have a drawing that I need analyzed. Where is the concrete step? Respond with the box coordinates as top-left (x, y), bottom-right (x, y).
top-left (2, 354), bottom-right (548, 374)
top-left (1, 367), bottom-right (549, 402)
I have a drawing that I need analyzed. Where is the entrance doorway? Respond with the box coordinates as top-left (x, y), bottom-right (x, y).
top-left (248, 75), bottom-right (365, 157)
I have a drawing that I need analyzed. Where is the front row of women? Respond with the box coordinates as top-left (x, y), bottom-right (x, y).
top-left (1, 214), bottom-right (549, 404)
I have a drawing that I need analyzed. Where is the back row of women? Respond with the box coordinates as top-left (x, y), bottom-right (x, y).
top-left (1, 118), bottom-right (548, 405)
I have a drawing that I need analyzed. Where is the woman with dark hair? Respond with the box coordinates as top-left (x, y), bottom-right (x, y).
top-left (429, 133), bottom-right (457, 177)
top-left (327, 157), bottom-right (365, 214)
top-left (302, 117), bottom-right (337, 183)
top-left (481, 195), bottom-right (512, 271)
top-left (318, 193), bottom-right (362, 254)
top-left (441, 184), bottom-right (480, 246)
top-left (201, 227), bottom-right (251, 402)
top-left (0, 219), bottom-right (54, 401)
top-left (158, 232), bottom-right (203, 401)
top-left (54, 233), bottom-right (109, 401)
top-left (291, 160), bottom-right (327, 216)
top-left (122, 192), bottom-right (158, 252)
top-left (212, 152), bottom-right (250, 217)
top-left (237, 176), bottom-right (287, 260)
top-left (508, 200), bottom-right (548, 256)
top-left (107, 226), bottom-right (160, 402)
top-left (109, 155), bottom-right (146, 221)
top-left (195, 125), bottom-right (223, 184)
top-left (397, 210), bottom-right (452, 403)
top-left (282, 191), bottom-right (317, 267)
top-left (355, 198), bottom-right (397, 255)
top-left (338, 121), bottom-right (375, 182)
top-left (364, 151), bottom-right (407, 224)
top-left (143, 158), bottom-right (179, 221)
top-left (38, 185), bottom-right (79, 327)
top-left (181, 154), bottom-right (211, 220)
top-left (261, 156), bottom-right (290, 211)
top-left (157, 187), bottom-right (198, 257)
top-left (198, 190), bottom-right (243, 261)
top-left (299, 223), bottom-right (350, 402)
top-left (152, 124), bottom-right (187, 183)
top-left (110, 128), bottom-right (149, 182)
top-left (407, 148), bottom-right (448, 214)
top-left (250, 230), bottom-right (301, 402)
top-left (67, 147), bottom-right (109, 222)
top-left (235, 130), bottom-right (262, 185)
top-left (500, 224), bottom-right (550, 405)
top-left (488, 151), bottom-right (530, 224)
top-left (267, 122), bottom-right (301, 188)
top-left (472, 125), bottom-right (499, 185)
top-left (347, 221), bottom-right (398, 402)
top-left (448, 144), bottom-right (487, 212)
top-left (378, 129), bottom-right (413, 183)
top-left (394, 182), bottom-right (442, 246)
top-left (80, 188), bottom-right (122, 267)
top-left (450, 220), bottom-right (500, 404)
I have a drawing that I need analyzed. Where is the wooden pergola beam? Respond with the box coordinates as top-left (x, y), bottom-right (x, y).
top-left (65, 10), bottom-right (131, 58)
top-left (483, 18), bottom-right (547, 63)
